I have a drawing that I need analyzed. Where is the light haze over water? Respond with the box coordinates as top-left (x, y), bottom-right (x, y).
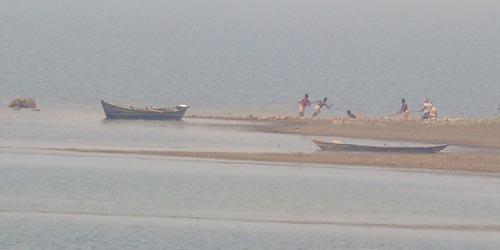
top-left (1, 0), bottom-right (499, 116)
top-left (2, 2), bottom-right (500, 249)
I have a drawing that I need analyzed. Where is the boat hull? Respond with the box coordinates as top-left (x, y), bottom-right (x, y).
top-left (101, 100), bottom-right (188, 120)
top-left (313, 140), bottom-right (448, 153)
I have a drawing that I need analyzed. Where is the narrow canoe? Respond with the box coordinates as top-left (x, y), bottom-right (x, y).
top-left (101, 100), bottom-right (189, 120)
top-left (313, 139), bottom-right (448, 153)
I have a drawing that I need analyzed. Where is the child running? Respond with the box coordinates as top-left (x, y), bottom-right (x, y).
top-left (312, 97), bottom-right (331, 118)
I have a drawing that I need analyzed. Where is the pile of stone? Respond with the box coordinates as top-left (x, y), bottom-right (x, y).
top-left (8, 97), bottom-right (37, 109)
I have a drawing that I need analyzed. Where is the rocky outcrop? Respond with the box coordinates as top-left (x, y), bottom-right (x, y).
top-left (8, 97), bottom-right (37, 109)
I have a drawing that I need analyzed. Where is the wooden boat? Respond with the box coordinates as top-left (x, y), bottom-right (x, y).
top-left (313, 139), bottom-right (448, 153)
top-left (101, 100), bottom-right (189, 120)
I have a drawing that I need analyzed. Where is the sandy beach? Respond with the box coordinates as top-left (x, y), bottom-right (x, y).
top-left (4, 110), bottom-right (498, 173)
top-left (67, 116), bottom-right (492, 173)
top-left (27, 115), bottom-right (496, 174)
top-left (43, 147), bottom-right (500, 174)
top-left (187, 115), bottom-right (500, 148)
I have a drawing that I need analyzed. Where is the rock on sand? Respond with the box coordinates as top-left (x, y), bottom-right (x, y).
top-left (8, 97), bottom-right (37, 109)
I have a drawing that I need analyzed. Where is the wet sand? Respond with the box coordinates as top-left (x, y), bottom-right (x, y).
top-left (187, 115), bottom-right (500, 148)
top-left (127, 114), bottom-right (500, 173)
top-left (4, 111), bottom-right (499, 174)
top-left (43, 148), bottom-right (500, 174)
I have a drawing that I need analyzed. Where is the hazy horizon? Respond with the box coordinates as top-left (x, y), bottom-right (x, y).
top-left (1, 0), bottom-right (499, 116)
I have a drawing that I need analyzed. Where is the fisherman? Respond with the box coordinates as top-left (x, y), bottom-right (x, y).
top-left (312, 97), bottom-right (331, 118)
top-left (420, 97), bottom-right (433, 120)
top-left (400, 98), bottom-right (410, 119)
top-left (347, 110), bottom-right (356, 119)
top-left (394, 98), bottom-right (410, 120)
top-left (297, 94), bottom-right (311, 118)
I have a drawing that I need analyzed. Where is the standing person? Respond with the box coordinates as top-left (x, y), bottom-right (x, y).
top-left (312, 97), bottom-right (331, 118)
top-left (394, 98), bottom-right (410, 120)
top-left (297, 94), bottom-right (311, 118)
top-left (420, 97), bottom-right (433, 120)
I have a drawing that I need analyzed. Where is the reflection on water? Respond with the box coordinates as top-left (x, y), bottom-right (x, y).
top-left (0, 110), bottom-right (316, 153)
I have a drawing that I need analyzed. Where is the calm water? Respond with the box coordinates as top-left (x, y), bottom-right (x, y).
top-left (1, 105), bottom-right (498, 249)
top-left (2, 1), bottom-right (500, 248)
top-left (1, 152), bottom-right (500, 249)
top-left (1, 109), bottom-right (499, 249)
top-left (0, 109), bottom-right (484, 154)
top-left (1, 0), bottom-right (500, 117)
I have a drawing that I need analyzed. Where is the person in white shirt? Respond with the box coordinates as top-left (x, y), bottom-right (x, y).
top-left (420, 97), bottom-right (433, 119)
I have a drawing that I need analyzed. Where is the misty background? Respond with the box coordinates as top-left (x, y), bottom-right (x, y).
top-left (1, 0), bottom-right (499, 116)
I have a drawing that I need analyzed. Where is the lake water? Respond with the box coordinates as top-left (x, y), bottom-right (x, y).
top-left (2, 1), bottom-right (500, 248)
top-left (1, 0), bottom-right (499, 117)
top-left (2, 95), bottom-right (500, 250)
top-left (0, 110), bottom-right (500, 249)
top-left (0, 109), bottom-right (484, 154)
top-left (1, 152), bottom-right (500, 249)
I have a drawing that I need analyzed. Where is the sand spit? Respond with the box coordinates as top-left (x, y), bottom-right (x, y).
top-left (187, 115), bottom-right (500, 148)
top-left (42, 148), bottom-right (500, 174)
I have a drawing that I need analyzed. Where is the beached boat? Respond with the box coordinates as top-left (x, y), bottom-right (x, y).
top-left (313, 139), bottom-right (448, 153)
top-left (101, 100), bottom-right (189, 120)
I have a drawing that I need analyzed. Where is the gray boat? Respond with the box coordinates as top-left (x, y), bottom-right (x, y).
top-left (313, 139), bottom-right (448, 153)
top-left (101, 100), bottom-right (189, 120)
